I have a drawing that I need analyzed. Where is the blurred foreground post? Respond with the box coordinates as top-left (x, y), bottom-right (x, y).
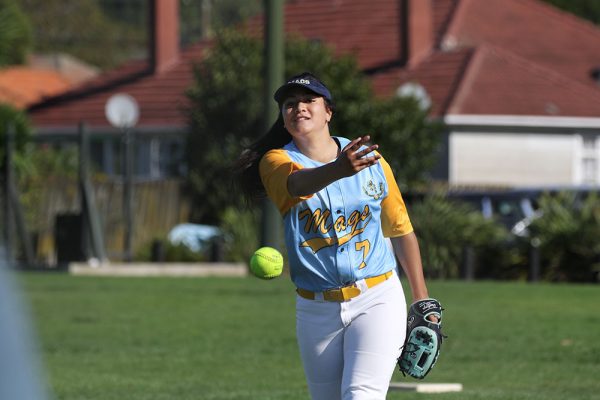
top-left (0, 246), bottom-right (51, 399)
top-left (260, 0), bottom-right (284, 248)
top-left (3, 123), bottom-right (14, 263)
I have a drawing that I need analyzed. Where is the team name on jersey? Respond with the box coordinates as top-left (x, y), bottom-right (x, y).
top-left (298, 205), bottom-right (372, 253)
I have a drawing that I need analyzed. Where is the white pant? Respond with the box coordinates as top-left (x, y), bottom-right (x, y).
top-left (296, 271), bottom-right (407, 400)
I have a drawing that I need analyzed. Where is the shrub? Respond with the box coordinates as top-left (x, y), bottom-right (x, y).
top-left (135, 238), bottom-right (207, 263)
top-left (219, 206), bottom-right (261, 264)
top-left (528, 191), bottom-right (600, 282)
top-left (409, 194), bottom-right (513, 279)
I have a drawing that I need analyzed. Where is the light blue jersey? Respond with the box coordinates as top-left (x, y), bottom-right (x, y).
top-left (260, 136), bottom-right (413, 292)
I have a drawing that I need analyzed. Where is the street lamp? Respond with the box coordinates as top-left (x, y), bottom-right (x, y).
top-left (105, 93), bottom-right (139, 262)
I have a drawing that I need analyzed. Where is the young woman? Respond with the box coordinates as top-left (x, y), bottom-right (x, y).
top-left (235, 72), bottom-right (434, 400)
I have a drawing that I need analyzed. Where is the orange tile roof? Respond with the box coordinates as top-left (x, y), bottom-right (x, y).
top-left (449, 45), bottom-right (600, 116)
top-left (371, 48), bottom-right (474, 116)
top-left (284, 0), bottom-right (404, 70)
top-left (445, 0), bottom-right (600, 88)
top-left (0, 67), bottom-right (72, 109)
top-left (375, 0), bottom-right (600, 116)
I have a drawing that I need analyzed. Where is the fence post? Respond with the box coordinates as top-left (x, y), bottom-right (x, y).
top-left (78, 122), bottom-right (108, 263)
top-left (2, 124), bottom-right (36, 268)
top-left (528, 239), bottom-right (541, 282)
top-left (123, 127), bottom-right (134, 262)
top-left (8, 173), bottom-right (35, 267)
top-left (461, 245), bottom-right (476, 281)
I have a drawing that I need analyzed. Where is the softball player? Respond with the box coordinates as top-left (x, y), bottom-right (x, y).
top-left (235, 72), bottom-right (432, 400)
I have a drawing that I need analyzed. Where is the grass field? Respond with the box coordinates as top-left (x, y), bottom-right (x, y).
top-left (18, 273), bottom-right (600, 400)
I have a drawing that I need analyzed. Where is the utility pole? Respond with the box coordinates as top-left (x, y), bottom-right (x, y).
top-left (261, 0), bottom-right (284, 248)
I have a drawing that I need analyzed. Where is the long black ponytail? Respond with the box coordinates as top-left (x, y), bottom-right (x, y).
top-left (233, 114), bottom-right (292, 202)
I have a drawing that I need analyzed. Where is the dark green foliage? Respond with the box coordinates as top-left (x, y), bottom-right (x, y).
top-left (220, 206), bottom-right (260, 263)
top-left (180, 0), bottom-right (262, 45)
top-left (136, 239), bottom-right (207, 263)
top-left (15, 0), bottom-right (146, 69)
top-left (186, 30), bottom-right (263, 224)
top-left (529, 191), bottom-right (600, 282)
top-left (542, 0), bottom-right (600, 25)
top-left (0, 0), bottom-right (32, 66)
top-left (366, 97), bottom-right (445, 187)
top-left (12, 0), bottom-right (263, 70)
top-left (186, 29), bottom-right (443, 223)
top-left (0, 104), bottom-right (31, 165)
top-left (409, 194), bottom-right (512, 279)
top-left (17, 145), bottom-right (78, 231)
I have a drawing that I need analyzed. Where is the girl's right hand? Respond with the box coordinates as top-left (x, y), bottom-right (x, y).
top-left (336, 135), bottom-right (381, 177)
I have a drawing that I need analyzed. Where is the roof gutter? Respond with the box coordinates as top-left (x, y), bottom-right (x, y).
top-left (444, 114), bottom-right (600, 131)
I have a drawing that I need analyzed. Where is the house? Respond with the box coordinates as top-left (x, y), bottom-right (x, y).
top-left (0, 54), bottom-right (97, 109)
top-left (27, 0), bottom-right (201, 179)
top-left (27, 0), bottom-right (600, 187)
top-left (0, 67), bottom-right (71, 109)
top-left (273, 0), bottom-right (600, 188)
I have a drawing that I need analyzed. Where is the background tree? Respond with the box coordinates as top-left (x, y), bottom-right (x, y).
top-left (14, 0), bottom-right (263, 70)
top-left (180, 0), bottom-right (261, 46)
top-left (0, 0), bottom-right (32, 66)
top-left (365, 97), bottom-right (444, 189)
top-left (0, 104), bottom-right (31, 166)
top-left (409, 194), bottom-right (512, 279)
top-left (542, 0), bottom-right (600, 25)
top-left (14, 0), bottom-right (146, 69)
top-left (186, 29), bottom-right (443, 225)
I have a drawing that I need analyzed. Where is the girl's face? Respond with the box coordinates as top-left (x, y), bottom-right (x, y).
top-left (281, 88), bottom-right (332, 138)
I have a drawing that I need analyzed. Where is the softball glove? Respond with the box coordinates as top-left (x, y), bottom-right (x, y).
top-left (398, 298), bottom-right (444, 379)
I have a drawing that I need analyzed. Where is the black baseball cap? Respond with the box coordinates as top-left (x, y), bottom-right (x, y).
top-left (273, 72), bottom-right (333, 104)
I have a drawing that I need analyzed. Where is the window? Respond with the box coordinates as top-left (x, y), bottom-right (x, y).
top-left (90, 132), bottom-right (186, 180)
top-left (580, 135), bottom-right (599, 185)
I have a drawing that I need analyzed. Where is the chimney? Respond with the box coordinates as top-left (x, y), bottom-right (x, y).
top-left (150, 0), bottom-right (180, 74)
top-left (403, 0), bottom-right (433, 66)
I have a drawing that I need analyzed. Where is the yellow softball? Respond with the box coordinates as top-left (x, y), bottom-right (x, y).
top-left (250, 247), bottom-right (283, 279)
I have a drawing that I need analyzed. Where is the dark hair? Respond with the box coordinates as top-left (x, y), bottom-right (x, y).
top-left (233, 114), bottom-right (292, 202)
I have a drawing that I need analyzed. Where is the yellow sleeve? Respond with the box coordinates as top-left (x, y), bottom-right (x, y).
top-left (259, 149), bottom-right (313, 215)
top-left (379, 156), bottom-right (414, 237)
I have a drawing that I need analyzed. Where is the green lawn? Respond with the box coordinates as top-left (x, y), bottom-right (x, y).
top-left (19, 273), bottom-right (600, 400)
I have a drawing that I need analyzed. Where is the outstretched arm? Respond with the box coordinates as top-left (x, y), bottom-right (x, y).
top-left (287, 136), bottom-right (381, 197)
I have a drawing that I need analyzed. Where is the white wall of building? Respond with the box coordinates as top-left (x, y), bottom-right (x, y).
top-left (450, 132), bottom-right (577, 186)
top-left (445, 115), bottom-right (600, 188)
